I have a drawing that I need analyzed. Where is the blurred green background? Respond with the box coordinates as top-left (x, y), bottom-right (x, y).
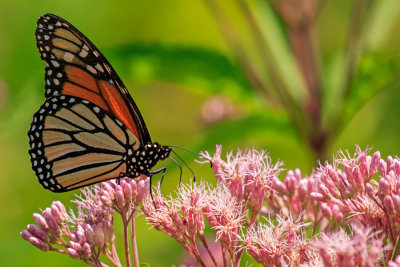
top-left (1, 0), bottom-right (400, 266)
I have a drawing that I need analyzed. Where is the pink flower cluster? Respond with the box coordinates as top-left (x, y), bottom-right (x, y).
top-left (21, 201), bottom-right (66, 251)
top-left (315, 224), bottom-right (383, 267)
top-left (311, 146), bottom-right (400, 244)
top-left (142, 183), bottom-right (244, 266)
top-left (21, 177), bottom-right (149, 267)
top-left (21, 145), bottom-right (400, 267)
top-left (242, 215), bottom-right (313, 266)
top-left (201, 146), bottom-right (283, 224)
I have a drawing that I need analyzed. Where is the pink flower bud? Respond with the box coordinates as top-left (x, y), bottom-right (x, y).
top-left (321, 203), bottom-right (332, 218)
top-left (92, 223), bottom-right (105, 247)
top-left (122, 180), bottom-right (133, 200)
top-left (387, 156), bottom-right (394, 171)
top-left (298, 181), bottom-right (309, 202)
top-left (130, 179), bottom-right (138, 198)
top-left (84, 224), bottom-right (95, 244)
top-left (100, 194), bottom-right (113, 206)
top-left (20, 230), bottom-right (33, 241)
top-left (82, 243), bottom-right (92, 256)
top-left (212, 159), bottom-right (225, 183)
top-left (327, 165), bottom-right (338, 182)
top-left (366, 183), bottom-right (376, 199)
top-left (284, 174), bottom-right (297, 195)
top-left (27, 224), bottom-right (50, 242)
top-left (395, 160), bottom-right (400, 175)
top-left (33, 213), bottom-right (48, 229)
top-left (52, 201), bottom-right (66, 214)
top-left (69, 241), bottom-right (83, 254)
top-left (379, 160), bottom-right (387, 176)
top-left (385, 195), bottom-right (395, 216)
top-left (353, 171), bottom-right (365, 193)
top-left (50, 201), bottom-right (66, 223)
top-left (70, 232), bottom-right (78, 242)
top-left (67, 248), bottom-right (80, 259)
top-left (136, 179), bottom-right (148, 203)
top-left (294, 168), bottom-right (301, 182)
top-left (29, 236), bottom-right (50, 251)
top-left (272, 178), bottom-right (286, 194)
top-left (393, 195), bottom-right (400, 213)
top-left (331, 204), bottom-right (340, 216)
top-left (310, 192), bottom-right (324, 201)
top-left (318, 184), bottom-right (332, 201)
top-left (43, 208), bottom-right (61, 237)
top-left (115, 186), bottom-right (125, 207)
top-left (76, 224), bottom-right (87, 243)
top-left (378, 179), bottom-right (390, 196)
top-left (370, 151), bottom-right (381, 175)
top-left (334, 212), bottom-right (344, 222)
top-left (101, 182), bottom-right (115, 196)
top-left (102, 220), bottom-right (114, 244)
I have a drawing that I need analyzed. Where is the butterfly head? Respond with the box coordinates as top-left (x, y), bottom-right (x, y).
top-left (142, 142), bottom-right (171, 163)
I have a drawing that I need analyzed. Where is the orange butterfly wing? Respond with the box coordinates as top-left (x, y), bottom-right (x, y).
top-left (35, 14), bottom-right (150, 144)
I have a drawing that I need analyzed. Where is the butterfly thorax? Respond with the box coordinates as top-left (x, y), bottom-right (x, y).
top-left (125, 143), bottom-right (171, 177)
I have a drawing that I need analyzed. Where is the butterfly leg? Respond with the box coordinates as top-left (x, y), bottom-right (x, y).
top-left (148, 167), bottom-right (167, 210)
top-left (168, 156), bottom-right (183, 188)
top-left (149, 167), bottom-right (167, 190)
top-left (116, 172), bottom-right (126, 185)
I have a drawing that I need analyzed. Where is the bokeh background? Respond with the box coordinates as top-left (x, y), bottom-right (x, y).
top-left (1, 0), bottom-right (400, 266)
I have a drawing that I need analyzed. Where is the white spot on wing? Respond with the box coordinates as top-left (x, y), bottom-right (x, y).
top-left (79, 49), bottom-right (88, 58)
top-left (86, 65), bottom-right (97, 74)
top-left (53, 79), bottom-right (60, 85)
top-left (95, 63), bottom-right (104, 72)
top-left (51, 60), bottom-right (60, 67)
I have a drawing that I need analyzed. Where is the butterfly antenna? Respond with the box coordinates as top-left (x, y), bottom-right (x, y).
top-left (171, 150), bottom-right (196, 182)
top-left (168, 145), bottom-right (213, 168)
top-left (168, 156), bottom-right (183, 187)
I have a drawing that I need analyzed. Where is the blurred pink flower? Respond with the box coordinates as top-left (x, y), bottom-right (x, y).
top-left (314, 224), bottom-right (383, 267)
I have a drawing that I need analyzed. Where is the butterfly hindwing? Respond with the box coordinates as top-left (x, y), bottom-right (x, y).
top-left (35, 14), bottom-right (151, 144)
top-left (28, 95), bottom-right (140, 191)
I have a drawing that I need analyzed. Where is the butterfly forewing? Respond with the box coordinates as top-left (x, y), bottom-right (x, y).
top-left (35, 14), bottom-right (150, 143)
top-left (30, 14), bottom-right (171, 192)
top-left (28, 95), bottom-right (140, 191)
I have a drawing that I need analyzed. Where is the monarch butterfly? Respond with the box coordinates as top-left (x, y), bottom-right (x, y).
top-left (28, 14), bottom-right (173, 192)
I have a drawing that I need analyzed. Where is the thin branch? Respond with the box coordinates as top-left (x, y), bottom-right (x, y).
top-left (236, 0), bottom-right (311, 140)
top-left (130, 213), bottom-right (140, 267)
top-left (199, 235), bottom-right (218, 267)
top-left (122, 212), bottom-right (132, 267)
top-left (204, 0), bottom-right (277, 105)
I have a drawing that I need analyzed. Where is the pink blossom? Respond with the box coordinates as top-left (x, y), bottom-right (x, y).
top-left (242, 215), bottom-right (313, 266)
top-left (204, 185), bottom-right (244, 249)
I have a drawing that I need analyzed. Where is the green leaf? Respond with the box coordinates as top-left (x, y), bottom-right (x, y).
top-left (140, 263), bottom-right (151, 267)
top-left (344, 53), bottom-right (400, 124)
top-left (107, 43), bottom-right (257, 103)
